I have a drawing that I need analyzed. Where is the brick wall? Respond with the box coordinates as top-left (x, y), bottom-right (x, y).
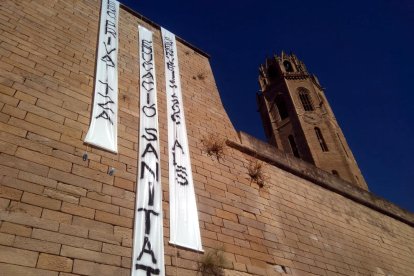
top-left (0, 1), bottom-right (413, 276)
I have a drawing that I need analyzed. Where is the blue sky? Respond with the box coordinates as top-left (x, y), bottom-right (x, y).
top-left (120, 0), bottom-right (414, 212)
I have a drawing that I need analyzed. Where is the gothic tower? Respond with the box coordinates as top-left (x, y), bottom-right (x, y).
top-left (257, 52), bottom-right (368, 190)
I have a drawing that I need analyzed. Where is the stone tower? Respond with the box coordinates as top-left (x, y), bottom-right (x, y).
top-left (257, 52), bottom-right (368, 190)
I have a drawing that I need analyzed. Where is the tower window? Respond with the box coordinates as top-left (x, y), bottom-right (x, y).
top-left (298, 88), bottom-right (314, 111)
top-left (275, 95), bottom-right (289, 120)
top-left (315, 127), bottom-right (329, 152)
top-left (283, 60), bottom-right (294, 72)
top-left (268, 64), bottom-right (279, 80)
top-left (288, 135), bottom-right (300, 158)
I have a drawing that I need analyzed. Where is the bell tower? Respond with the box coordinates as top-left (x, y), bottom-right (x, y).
top-left (257, 52), bottom-right (368, 190)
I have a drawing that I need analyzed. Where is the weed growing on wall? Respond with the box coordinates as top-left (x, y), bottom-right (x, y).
top-left (201, 134), bottom-right (225, 161)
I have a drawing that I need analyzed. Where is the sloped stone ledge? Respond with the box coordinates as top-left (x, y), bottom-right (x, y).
top-left (227, 131), bottom-right (414, 227)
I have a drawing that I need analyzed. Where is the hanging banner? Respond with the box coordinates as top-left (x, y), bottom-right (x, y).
top-left (84, 0), bottom-right (119, 153)
top-left (161, 28), bottom-right (203, 252)
top-left (131, 26), bottom-right (165, 276)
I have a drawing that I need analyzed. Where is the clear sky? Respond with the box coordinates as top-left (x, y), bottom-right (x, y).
top-left (119, 0), bottom-right (414, 212)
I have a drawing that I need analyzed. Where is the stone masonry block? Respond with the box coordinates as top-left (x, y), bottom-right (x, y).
top-left (0, 244), bottom-right (38, 267)
top-left (37, 253), bottom-right (73, 272)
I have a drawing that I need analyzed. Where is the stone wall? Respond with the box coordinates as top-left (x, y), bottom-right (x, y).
top-left (0, 1), bottom-right (413, 275)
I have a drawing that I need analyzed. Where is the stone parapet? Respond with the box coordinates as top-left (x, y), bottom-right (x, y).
top-left (228, 131), bottom-right (414, 227)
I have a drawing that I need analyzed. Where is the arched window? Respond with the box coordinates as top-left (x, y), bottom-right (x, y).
top-left (275, 95), bottom-right (289, 120)
top-left (267, 64), bottom-right (279, 80)
top-left (298, 88), bottom-right (314, 111)
top-left (315, 127), bottom-right (329, 152)
top-left (288, 135), bottom-right (300, 158)
top-left (283, 60), bottom-right (294, 72)
top-left (332, 170), bottom-right (339, 176)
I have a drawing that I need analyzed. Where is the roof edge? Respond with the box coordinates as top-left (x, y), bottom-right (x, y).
top-left (120, 4), bottom-right (210, 59)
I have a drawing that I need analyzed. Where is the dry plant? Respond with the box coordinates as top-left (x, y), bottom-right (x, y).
top-left (198, 247), bottom-right (227, 276)
top-left (197, 72), bottom-right (206, 80)
top-left (201, 134), bottom-right (225, 161)
top-left (248, 159), bottom-right (267, 188)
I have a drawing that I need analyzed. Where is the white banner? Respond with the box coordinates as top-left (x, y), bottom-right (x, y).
top-left (84, 0), bottom-right (119, 153)
top-left (131, 26), bottom-right (165, 276)
top-left (161, 28), bottom-right (203, 252)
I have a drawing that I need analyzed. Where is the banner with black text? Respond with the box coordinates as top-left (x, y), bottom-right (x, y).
top-left (131, 26), bottom-right (165, 276)
top-left (161, 27), bottom-right (203, 252)
top-left (85, 0), bottom-right (119, 153)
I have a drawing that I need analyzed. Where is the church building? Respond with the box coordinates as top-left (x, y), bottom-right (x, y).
top-left (257, 53), bottom-right (366, 189)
